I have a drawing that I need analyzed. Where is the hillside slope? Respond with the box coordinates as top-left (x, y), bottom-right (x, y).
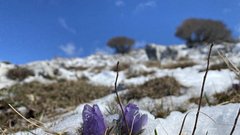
top-left (0, 43), bottom-right (240, 135)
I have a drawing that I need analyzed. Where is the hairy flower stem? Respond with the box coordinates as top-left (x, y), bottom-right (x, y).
top-left (114, 61), bottom-right (130, 134)
top-left (192, 43), bottom-right (214, 135)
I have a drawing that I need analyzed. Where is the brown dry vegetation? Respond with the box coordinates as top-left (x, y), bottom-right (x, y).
top-left (189, 95), bottom-right (211, 106)
top-left (145, 61), bottom-right (161, 68)
top-left (6, 67), bottom-right (34, 81)
top-left (200, 62), bottom-right (240, 72)
top-left (145, 60), bottom-right (196, 69)
top-left (111, 62), bottom-right (130, 72)
top-left (64, 66), bottom-right (88, 71)
top-left (189, 84), bottom-right (240, 106)
top-left (209, 62), bottom-right (228, 70)
top-left (121, 76), bottom-right (183, 102)
top-left (161, 61), bottom-right (196, 69)
top-left (121, 76), bottom-right (186, 118)
top-left (125, 70), bottom-right (155, 79)
top-left (214, 85), bottom-right (240, 104)
top-left (153, 106), bottom-right (187, 118)
top-left (199, 62), bottom-right (228, 72)
top-left (90, 66), bottom-right (106, 73)
top-left (0, 80), bottom-right (110, 133)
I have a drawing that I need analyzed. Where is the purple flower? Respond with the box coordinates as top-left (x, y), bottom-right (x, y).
top-left (122, 103), bottom-right (148, 135)
top-left (82, 104), bottom-right (106, 135)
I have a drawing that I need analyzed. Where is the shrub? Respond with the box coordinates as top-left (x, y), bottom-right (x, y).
top-left (175, 18), bottom-right (234, 47)
top-left (107, 36), bottom-right (135, 54)
top-left (6, 67), bottom-right (34, 81)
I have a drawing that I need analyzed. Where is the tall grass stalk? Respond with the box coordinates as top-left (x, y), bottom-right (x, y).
top-left (191, 43), bottom-right (214, 135)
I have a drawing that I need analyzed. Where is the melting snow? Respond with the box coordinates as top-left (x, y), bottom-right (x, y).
top-left (1, 44), bottom-right (239, 135)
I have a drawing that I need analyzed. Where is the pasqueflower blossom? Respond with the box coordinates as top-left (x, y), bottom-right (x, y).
top-left (82, 104), bottom-right (106, 135)
top-left (122, 103), bottom-right (148, 135)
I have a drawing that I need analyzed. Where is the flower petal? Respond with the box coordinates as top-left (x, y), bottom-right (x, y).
top-left (132, 114), bottom-right (148, 134)
top-left (122, 103), bottom-right (148, 135)
top-left (82, 104), bottom-right (106, 135)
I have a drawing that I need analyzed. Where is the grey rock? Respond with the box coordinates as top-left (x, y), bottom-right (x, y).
top-left (160, 47), bottom-right (178, 60)
top-left (145, 44), bottom-right (158, 60)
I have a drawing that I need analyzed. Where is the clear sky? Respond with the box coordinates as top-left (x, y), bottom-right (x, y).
top-left (0, 0), bottom-right (240, 64)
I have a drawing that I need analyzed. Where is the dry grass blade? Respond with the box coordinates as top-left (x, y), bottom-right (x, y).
top-left (8, 104), bottom-right (62, 135)
top-left (8, 104), bottom-right (41, 129)
top-left (179, 110), bottom-right (216, 135)
top-left (199, 111), bottom-right (217, 124)
top-left (30, 118), bottom-right (45, 126)
top-left (114, 61), bottom-right (130, 134)
top-left (0, 128), bottom-right (7, 135)
top-left (178, 112), bottom-right (190, 135)
top-left (191, 43), bottom-right (214, 135)
top-left (229, 107), bottom-right (240, 135)
top-left (218, 51), bottom-right (240, 78)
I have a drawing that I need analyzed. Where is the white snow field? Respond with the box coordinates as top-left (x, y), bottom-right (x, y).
top-left (1, 43), bottom-right (239, 135)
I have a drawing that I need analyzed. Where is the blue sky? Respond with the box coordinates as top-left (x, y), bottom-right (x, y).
top-left (0, 0), bottom-right (240, 64)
